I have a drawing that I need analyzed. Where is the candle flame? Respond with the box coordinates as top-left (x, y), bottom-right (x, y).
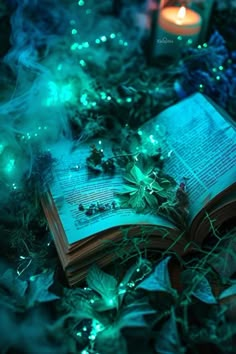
top-left (177, 6), bottom-right (186, 21)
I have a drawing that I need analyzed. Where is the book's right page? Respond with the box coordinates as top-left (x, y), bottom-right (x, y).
top-left (139, 93), bottom-right (236, 222)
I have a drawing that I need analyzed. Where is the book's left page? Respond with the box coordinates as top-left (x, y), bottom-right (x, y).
top-left (47, 139), bottom-right (175, 245)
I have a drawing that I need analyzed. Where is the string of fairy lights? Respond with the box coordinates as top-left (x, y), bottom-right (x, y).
top-left (73, 265), bottom-right (151, 354)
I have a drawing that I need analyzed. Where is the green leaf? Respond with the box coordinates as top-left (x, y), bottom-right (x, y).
top-left (151, 180), bottom-right (164, 192)
top-left (155, 308), bottom-right (183, 354)
top-left (181, 270), bottom-right (217, 304)
top-left (95, 327), bottom-right (128, 354)
top-left (159, 178), bottom-right (173, 189)
top-left (119, 258), bottom-right (152, 302)
top-left (208, 234), bottom-right (236, 281)
top-left (136, 257), bottom-right (175, 294)
top-left (144, 192), bottom-right (159, 209)
top-left (118, 154), bottom-right (176, 214)
top-left (61, 288), bottom-right (107, 325)
top-left (156, 189), bottom-right (169, 198)
top-left (118, 297), bottom-right (156, 330)
top-left (87, 265), bottom-right (118, 309)
top-left (219, 284), bottom-right (236, 300)
top-left (73, 297), bottom-right (98, 320)
top-left (136, 154), bottom-right (154, 176)
top-left (0, 269), bottom-right (27, 299)
top-left (117, 194), bottom-right (130, 208)
top-left (129, 165), bottom-right (146, 183)
top-left (26, 271), bottom-right (59, 308)
top-left (117, 185), bottom-right (138, 195)
top-left (129, 189), bottom-right (146, 211)
top-left (123, 171), bottom-right (137, 184)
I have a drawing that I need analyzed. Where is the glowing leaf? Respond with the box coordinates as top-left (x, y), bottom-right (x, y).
top-left (95, 327), bottom-right (128, 354)
top-left (123, 164), bottom-right (144, 184)
top-left (129, 165), bottom-right (146, 183)
top-left (117, 153), bottom-right (175, 213)
top-left (87, 265), bottom-right (118, 309)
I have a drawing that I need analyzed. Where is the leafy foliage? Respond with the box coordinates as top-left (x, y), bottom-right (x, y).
top-left (154, 308), bottom-right (183, 354)
top-left (117, 154), bottom-right (175, 213)
top-left (219, 284), bottom-right (236, 300)
top-left (158, 182), bottom-right (189, 228)
top-left (207, 231), bottom-right (236, 282)
top-left (87, 265), bottom-right (119, 310)
top-left (181, 269), bottom-right (217, 304)
top-left (0, 268), bottom-right (59, 312)
top-left (137, 256), bottom-right (174, 294)
top-left (26, 271), bottom-right (60, 308)
top-left (86, 145), bottom-right (116, 173)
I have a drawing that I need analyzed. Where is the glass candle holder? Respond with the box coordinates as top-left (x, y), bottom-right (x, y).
top-left (154, 0), bottom-right (202, 58)
top-left (188, 0), bottom-right (215, 44)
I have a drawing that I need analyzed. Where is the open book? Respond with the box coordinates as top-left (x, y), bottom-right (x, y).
top-left (41, 93), bottom-right (236, 286)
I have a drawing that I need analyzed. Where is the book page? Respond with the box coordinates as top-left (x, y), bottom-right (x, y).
top-left (47, 139), bottom-right (175, 244)
top-left (139, 93), bottom-right (236, 221)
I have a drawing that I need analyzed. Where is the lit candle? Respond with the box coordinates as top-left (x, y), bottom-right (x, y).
top-left (155, 6), bottom-right (202, 57)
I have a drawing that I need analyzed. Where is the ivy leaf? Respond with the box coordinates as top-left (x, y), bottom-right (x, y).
top-left (0, 268), bottom-right (28, 311)
top-left (155, 308), bottom-right (183, 354)
top-left (95, 326), bottom-right (128, 354)
top-left (218, 284), bottom-right (236, 321)
top-left (26, 271), bottom-right (59, 308)
top-left (86, 265), bottom-right (118, 309)
top-left (0, 269), bottom-right (27, 300)
top-left (71, 296), bottom-right (100, 321)
top-left (60, 288), bottom-right (107, 325)
top-left (219, 284), bottom-right (236, 300)
top-left (119, 258), bottom-right (152, 303)
top-left (119, 299), bottom-right (156, 354)
top-left (118, 297), bottom-right (156, 330)
top-left (208, 233), bottom-right (236, 282)
top-left (181, 270), bottom-right (217, 304)
top-left (136, 257), bottom-right (175, 295)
